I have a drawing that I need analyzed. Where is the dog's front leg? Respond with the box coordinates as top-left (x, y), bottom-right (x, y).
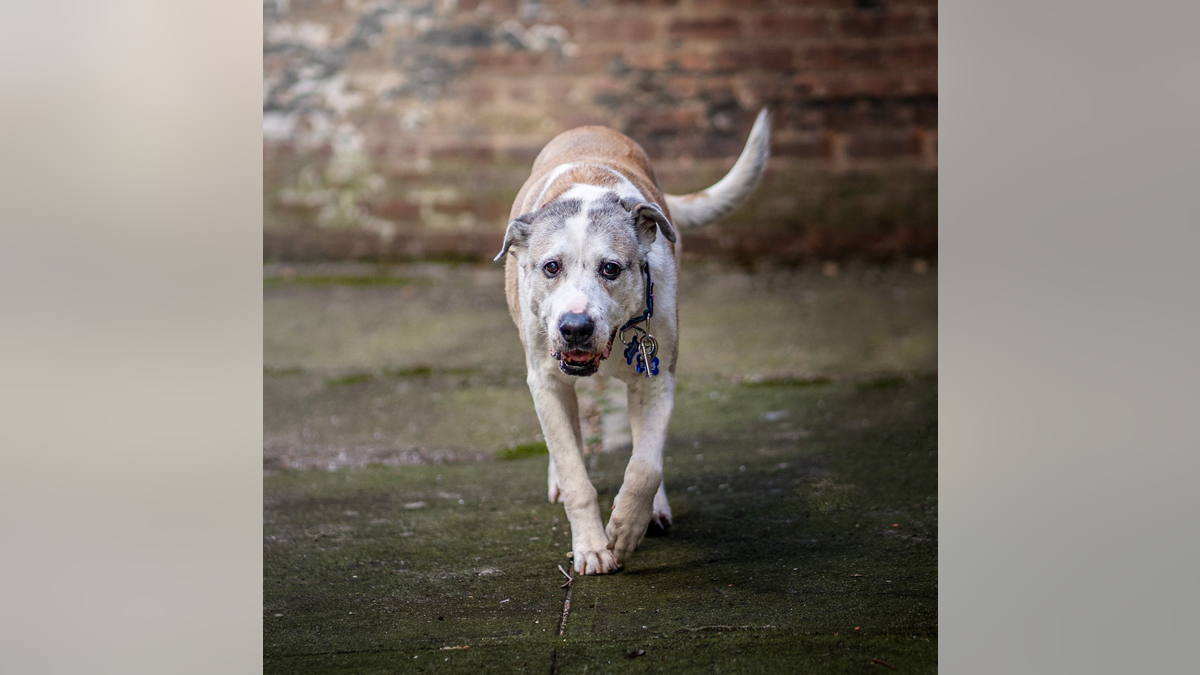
top-left (606, 371), bottom-right (674, 566)
top-left (528, 372), bottom-right (620, 575)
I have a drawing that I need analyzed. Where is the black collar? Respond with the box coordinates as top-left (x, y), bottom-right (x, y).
top-left (619, 263), bottom-right (654, 333)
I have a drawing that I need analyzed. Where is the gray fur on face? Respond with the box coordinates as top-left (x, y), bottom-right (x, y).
top-left (508, 189), bottom-right (651, 359)
top-left (525, 194), bottom-right (642, 271)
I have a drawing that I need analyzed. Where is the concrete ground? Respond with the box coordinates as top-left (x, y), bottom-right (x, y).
top-left (264, 261), bottom-right (937, 673)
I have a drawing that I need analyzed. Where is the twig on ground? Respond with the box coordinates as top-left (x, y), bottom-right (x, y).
top-left (871, 658), bottom-right (897, 670)
top-left (556, 569), bottom-right (574, 637)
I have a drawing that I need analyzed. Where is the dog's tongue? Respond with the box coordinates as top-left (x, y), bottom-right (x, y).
top-left (563, 350), bottom-right (594, 364)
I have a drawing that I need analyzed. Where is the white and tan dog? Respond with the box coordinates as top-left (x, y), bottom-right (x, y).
top-left (495, 109), bottom-right (770, 575)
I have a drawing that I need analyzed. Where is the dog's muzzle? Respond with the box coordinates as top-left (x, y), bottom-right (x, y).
top-left (551, 329), bottom-right (616, 377)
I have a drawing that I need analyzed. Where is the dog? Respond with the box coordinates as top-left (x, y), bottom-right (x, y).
top-left (495, 109), bottom-right (770, 575)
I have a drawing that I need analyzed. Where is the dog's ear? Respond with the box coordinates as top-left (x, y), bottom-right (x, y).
top-left (623, 201), bottom-right (677, 247)
top-left (494, 212), bottom-right (535, 261)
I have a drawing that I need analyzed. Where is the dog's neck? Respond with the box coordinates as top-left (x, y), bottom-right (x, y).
top-left (620, 262), bottom-right (654, 333)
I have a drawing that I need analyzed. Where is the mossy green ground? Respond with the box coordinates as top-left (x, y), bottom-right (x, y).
top-left (265, 263), bottom-right (937, 673)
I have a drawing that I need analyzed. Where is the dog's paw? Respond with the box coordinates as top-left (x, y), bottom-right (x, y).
top-left (605, 504), bottom-right (653, 566)
top-left (646, 510), bottom-right (672, 536)
top-left (573, 546), bottom-right (621, 575)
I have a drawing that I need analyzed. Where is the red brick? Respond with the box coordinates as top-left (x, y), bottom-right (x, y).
top-left (740, 72), bottom-right (789, 100)
top-left (375, 200), bottom-right (422, 221)
top-left (797, 45), bottom-right (882, 70)
top-left (698, 76), bottom-right (736, 98)
top-left (509, 83), bottom-right (533, 100)
top-left (714, 46), bottom-right (793, 71)
top-left (664, 76), bottom-right (699, 98)
top-left (473, 50), bottom-right (550, 74)
top-left (836, 10), bottom-right (920, 38)
top-left (667, 49), bottom-right (710, 71)
top-left (910, 74), bottom-right (938, 97)
top-left (772, 138), bottom-right (824, 158)
top-left (628, 18), bottom-right (661, 42)
top-left (859, 73), bottom-right (906, 97)
top-left (462, 82), bottom-right (495, 105)
top-left (695, 135), bottom-right (748, 159)
top-left (759, 46), bottom-right (795, 70)
top-left (571, 49), bottom-right (626, 74)
top-left (504, 143), bottom-right (545, 164)
top-left (757, 15), bottom-right (828, 38)
top-left (432, 144), bottom-right (495, 162)
top-left (558, 112), bottom-right (614, 129)
top-left (625, 50), bottom-right (667, 70)
top-left (790, 74), bottom-right (819, 96)
top-left (457, 0), bottom-right (518, 10)
top-left (668, 16), bottom-right (741, 40)
top-left (712, 49), bottom-right (752, 71)
top-left (590, 84), bottom-right (625, 109)
top-left (846, 132), bottom-right (915, 159)
top-left (694, 0), bottom-right (851, 7)
top-left (577, 16), bottom-right (659, 42)
top-left (914, 103), bottom-right (937, 127)
top-left (886, 42), bottom-right (937, 68)
top-left (626, 108), bottom-right (700, 134)
top-left (540, 80), bottom-right (574, 102)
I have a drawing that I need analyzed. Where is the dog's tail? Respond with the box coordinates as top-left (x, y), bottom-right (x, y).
top-left (664, 108), bottom-right (771, 230)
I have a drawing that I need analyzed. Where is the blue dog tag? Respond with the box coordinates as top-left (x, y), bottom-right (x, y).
top-left (624, 339), bottom-right (639, 365)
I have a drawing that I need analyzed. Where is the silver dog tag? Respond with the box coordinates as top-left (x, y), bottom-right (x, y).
top-left (637, 334), bottom-right (659, 377)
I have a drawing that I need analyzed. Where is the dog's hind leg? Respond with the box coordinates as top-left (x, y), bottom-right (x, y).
top-left (529, 371), bottom-right (620, 575)
top-left (648, 479), bottom-right (673, 535)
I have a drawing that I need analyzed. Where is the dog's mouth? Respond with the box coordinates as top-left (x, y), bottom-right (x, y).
top-left (551, 332), bottom-right (616, 377)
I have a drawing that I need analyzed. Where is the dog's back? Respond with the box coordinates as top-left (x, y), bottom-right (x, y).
top-left (510, 126), bottom-right (668, 220)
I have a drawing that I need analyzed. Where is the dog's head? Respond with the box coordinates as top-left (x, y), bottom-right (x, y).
top-left (495, 186), bottom-right (675, 377)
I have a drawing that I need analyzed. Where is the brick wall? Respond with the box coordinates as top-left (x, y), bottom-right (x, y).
top-left (263, 0), bottom-right (937, 263)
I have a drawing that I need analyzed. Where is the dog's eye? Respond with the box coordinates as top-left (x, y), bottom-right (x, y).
top-left (543, 260), bottom-right (560, 277)
top-left (600, 262), bottom-right (621, 280)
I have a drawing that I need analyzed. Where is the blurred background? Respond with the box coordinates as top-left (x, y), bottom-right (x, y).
top-left (263, 0), bottom-right (937, 264)
top-left (263, 0), bottom-right (937, 471)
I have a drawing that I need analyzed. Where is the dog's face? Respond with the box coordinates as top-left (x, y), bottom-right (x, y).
top-left (496, 186), bottom-right (675, 377)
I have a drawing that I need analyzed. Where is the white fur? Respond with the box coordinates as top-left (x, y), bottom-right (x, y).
top-left (533, 162), bottom-right (578, 207)
top-left (559, 183), bottom-right (610, 251)
top-left (665, 108), bottom-right (771, 230)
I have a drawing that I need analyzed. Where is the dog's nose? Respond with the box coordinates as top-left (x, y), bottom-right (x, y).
top-left (559, 312), bottom-right (594, 343)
